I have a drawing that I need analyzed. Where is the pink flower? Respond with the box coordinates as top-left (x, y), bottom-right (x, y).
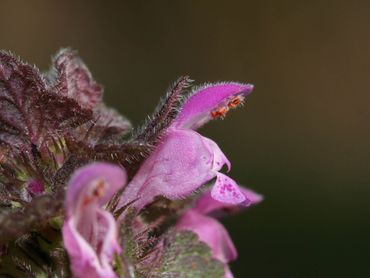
top-left (26, 180), bottom-right (44, 197)
top-left (119, 82), bottom-right (254, 211)
top-left (22, 180), bottom-right (45, 202)
top-left (176, 187), bottom-right (263, 278)
top-left (62, 163), bottom-right (126, 278)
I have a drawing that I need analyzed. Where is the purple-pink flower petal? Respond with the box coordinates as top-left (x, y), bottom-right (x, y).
top-left (176, 210), bottom-right (237, 262)
top-left (119, 129), bottom-right (214, 211)
top-left (176, 209), bottom-right (237, 278)
top-left (173, 82), bottom-right (254, 130)
top-left (211, 173), bottom-right (246, 205)
top-left (176, 187), bottom-right (262, 278)
top-left (119, 129), bottom-right (244, 211)
top-left (224, 268), bottom-right (235, 278)
top-left (65, 163), bottom-right (126, 212)
top-left (195, 187), bottom-right (263, 216)
top-left (202, 136), bottom-right (231, 172)
top-left (62, 163), bottom-right (126, 278)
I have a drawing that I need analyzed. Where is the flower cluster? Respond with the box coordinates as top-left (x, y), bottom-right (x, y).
top-left (0, 49), bottom-right (261, 278)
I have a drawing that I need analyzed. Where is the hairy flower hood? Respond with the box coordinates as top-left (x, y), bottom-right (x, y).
top-left (119, 82), bottom-right (254, 212)
top-left (62, 163), bottom-right (126, 278)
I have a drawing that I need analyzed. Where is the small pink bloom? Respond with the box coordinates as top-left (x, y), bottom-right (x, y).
top-left (62, 163), bottom-right (126, 278)
top-left (177, 210), bottom-right (237, 263)
top-left (26, 180), bottom-right (44, 197)
top-left (176, 187), bottom-right (262, 278)
top-left (119, 83), bottom-right (254, 211)
top-left (22, 180), bottom-right (45, 202)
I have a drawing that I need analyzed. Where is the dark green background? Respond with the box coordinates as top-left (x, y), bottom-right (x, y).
top-left (1, 1), bottom-right (370, 277)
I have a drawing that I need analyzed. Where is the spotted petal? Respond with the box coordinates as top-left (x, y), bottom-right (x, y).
top-left (210, 173), bottom-right (246, 205)
top-left (197, 186), bottom-right (263, 216)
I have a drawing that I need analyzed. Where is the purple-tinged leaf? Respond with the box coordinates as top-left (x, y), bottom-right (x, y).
top-left (134, 76), bottom-right (192, 143)
top-left (0, 190), bottom-right (64, 244)
top-left (47, 48), bottom-right (103, 110)
top-left (63, 135), bottom-right (151, 179)
top-left (0, 51), bottom-right (92, 149)
top-left (41, 91), bottom-right (93, 129)
top-left (150, 231), bottom-right (225, 278)
top-left (0, 51), bottom-right (47, 147)
top-left (91, 104), bottom-right (132, 142)
top-left (47, 49), bottom-right (132, 143)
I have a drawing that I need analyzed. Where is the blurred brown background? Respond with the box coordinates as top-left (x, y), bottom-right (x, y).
top-left (1, 0), bottom-right (370, 277)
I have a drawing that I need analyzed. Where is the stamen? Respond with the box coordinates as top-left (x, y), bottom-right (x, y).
top-left (93, 179), bottom-right (106, 197)
top-left (227, 95), bottom-right (244, 108)
top-left (211, 106), bottom-right (229, 119)
top-left (83, 179), bottom-right (106, 205)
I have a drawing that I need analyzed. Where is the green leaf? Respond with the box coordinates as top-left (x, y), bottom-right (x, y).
top-left (150, 231), bottom-right (225, 278)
